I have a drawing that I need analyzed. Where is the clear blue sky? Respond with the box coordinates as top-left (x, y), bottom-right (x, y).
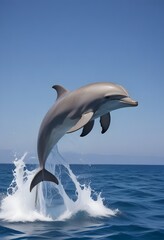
top-left (0, 0), bottom-right (164, 163)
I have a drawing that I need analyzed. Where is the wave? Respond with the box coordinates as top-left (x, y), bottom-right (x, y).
top-left (0, 148), bottom-right (117, 222)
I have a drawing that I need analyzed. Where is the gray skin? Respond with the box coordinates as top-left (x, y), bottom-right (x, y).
top-left (30, 82), bottom-right (138, 192)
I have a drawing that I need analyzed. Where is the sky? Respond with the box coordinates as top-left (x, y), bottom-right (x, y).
top-left (0, 0), bottom-right (164, 163)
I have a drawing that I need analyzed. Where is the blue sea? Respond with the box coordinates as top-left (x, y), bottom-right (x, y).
top-left (0, 154), bottom-right (164, 239)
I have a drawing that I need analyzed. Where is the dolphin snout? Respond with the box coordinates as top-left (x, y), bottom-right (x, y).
top-left (129, 99), bottom-right (138, 106)
top-left (121, 97), bottom-right (138, 106)
top-left (133, 101), bottom-right (138, 106)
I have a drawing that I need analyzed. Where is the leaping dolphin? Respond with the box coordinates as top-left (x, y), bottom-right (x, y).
top-left (30, 82), bottom-right (138, 191)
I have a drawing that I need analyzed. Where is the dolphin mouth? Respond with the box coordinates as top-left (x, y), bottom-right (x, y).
top-left (121, 97), bottom-right (138, 106)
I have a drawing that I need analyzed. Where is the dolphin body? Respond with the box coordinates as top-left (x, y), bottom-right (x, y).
top-left (30, 82), bottom-right (138, 191)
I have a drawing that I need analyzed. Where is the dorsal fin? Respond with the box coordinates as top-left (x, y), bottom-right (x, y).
top-left (52, 85), bottom-right (69, 99)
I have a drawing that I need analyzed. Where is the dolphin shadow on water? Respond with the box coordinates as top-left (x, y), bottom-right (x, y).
top-left (30, 82), bottom-right (138, 192)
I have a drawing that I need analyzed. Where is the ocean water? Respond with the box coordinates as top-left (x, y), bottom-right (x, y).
top-left (0, 153), bottom-right (164, 239)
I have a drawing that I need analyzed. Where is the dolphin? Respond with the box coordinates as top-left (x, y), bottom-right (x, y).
top-left (30, 82), bottom-right (138, 191)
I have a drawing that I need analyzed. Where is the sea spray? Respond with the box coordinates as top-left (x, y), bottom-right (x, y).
top-left (56, 164), bottom-right (116, 221)
top-left (0, 148), bottom-right (117, 222)
top-left (0, 153), bottom-right (52, 222)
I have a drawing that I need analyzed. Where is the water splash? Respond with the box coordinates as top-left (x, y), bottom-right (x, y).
top-left (0, 153), bottom-right (51, 222)
top-left (0, 149), bottom-right (117, 222)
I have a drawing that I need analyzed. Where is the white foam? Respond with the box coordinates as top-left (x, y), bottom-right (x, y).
top-left (0, 150), bottom-right (117, 222)
top-left (56, 165), bottom-right (116, 221)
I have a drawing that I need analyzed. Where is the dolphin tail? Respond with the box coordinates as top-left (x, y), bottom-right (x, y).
top-left (30, 168), bottom-right (59, 192)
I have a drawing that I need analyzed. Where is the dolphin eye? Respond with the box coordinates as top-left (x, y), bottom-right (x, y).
top-left (105, 96), bottom-right (112, 99)
top-left (105, 95), bottom-right (117, 100)
top-left (105, 95), bottom-right (124, 100)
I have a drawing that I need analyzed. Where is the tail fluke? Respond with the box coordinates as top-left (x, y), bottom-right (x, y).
top-left (30, 168), bottom-right (59, 192)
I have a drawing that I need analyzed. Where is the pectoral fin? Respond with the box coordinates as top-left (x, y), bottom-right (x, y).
top-left (80, 120), bottom-right (94, 137)
top-left (67, 112), bottom-right (94, 133)
top-left (100, 113), bottom-right (111, 134)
